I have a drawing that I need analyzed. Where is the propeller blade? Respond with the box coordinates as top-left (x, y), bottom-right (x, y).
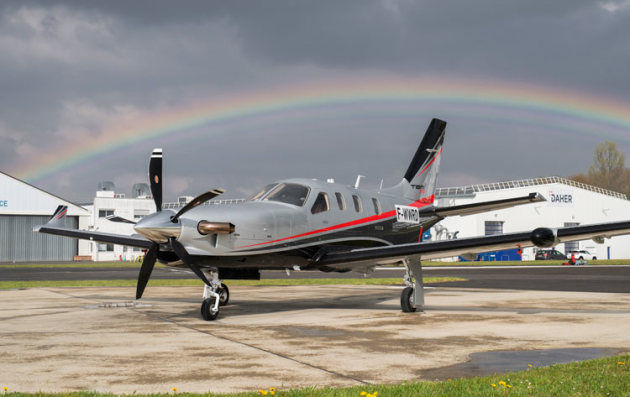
top-left (171, 188), bottom-right (225, 223)
top-left (105, 215), bottom-right (136, 224)
top-left (136, 243), bottom-right (158, 299)
top-left (149, 148), bottom-right (163, 212)
top-left (170, 238), bottom-right (211, 286)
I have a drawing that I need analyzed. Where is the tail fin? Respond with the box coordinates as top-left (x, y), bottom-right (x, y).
top-left (48, 205), bottom-right (68, 226)
top-left (384, 118), bottom-right (446, 202)
top-left (33, 205), bottom-right (68, 232)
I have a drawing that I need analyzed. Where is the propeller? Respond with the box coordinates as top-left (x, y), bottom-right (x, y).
top-left (136, 243), bottom-right (158, 299)
top-left (170, 188), bottom-right (225, 223)
top-left (133, 148), bottom-right (223, 299)
top-left (170, 238), bottom-right (212, 286)
top-left (149, 148), bottom-right (163, 212)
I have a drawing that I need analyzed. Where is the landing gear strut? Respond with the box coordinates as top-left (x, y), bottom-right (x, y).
top-left (200, 268), bottom-right (229, 321)
top-left (401, 258), bottom-right (424, 313)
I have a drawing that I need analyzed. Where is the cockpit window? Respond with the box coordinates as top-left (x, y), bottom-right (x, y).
top-left (264, 183), bottom-right (310, 206)
top-left (247, 184), bottom-right (277, 201)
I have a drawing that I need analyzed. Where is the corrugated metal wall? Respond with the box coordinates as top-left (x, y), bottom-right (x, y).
top-left (0, 215), bottom-right (77, 262)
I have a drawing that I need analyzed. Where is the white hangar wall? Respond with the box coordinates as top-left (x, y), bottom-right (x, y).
top-left (0, 171), bottom-right (90, 262)
top-left (432, 176), bottom-right (630, 260)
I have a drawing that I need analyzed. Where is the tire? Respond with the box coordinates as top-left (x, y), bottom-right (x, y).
top-left (592, 257), bottom-right (597, 260)
top-left (400, 286), bottom-right (416, 313)
top-left (579, 256), bottom-right (584, 260)
top-left (201, 297), bottom-right (219, 321)
top-left (218, 283), bottom-right (230, 306)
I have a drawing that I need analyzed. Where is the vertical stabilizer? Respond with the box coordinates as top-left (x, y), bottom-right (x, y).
top-left (383, 118), bottom-right (446, 202)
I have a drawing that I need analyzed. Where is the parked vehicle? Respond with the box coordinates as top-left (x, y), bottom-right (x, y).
top-left (567, 250), bottom-right (597, 260)
top-left (535, 249), bottom-right (567, 260)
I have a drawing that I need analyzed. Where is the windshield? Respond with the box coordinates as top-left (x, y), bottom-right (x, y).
top-left (247, 183), bottom-right (277, 201)
top-left (264, 183), bottom-right (310, 206)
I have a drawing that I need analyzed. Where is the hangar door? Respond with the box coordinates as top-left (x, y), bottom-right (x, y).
top-left (0, 215), bottom-right (78, 262)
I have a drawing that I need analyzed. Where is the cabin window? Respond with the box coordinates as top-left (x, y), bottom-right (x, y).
top-left (352, 195), bottom-right (362, 213)
top-left (311, 192), bottom-right (330, 214)
top-left (372, 198), bottom-right (381, 215)
top-left (247, 183), bottom-right (277, 201)
top-left (265, 183), bottom-right (310, 206)
top-left (335, 192), bottom-right (346, 210)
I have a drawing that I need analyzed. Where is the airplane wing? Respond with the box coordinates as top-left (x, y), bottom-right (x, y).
top-left (314, 220), bottom-right (630, 267)
top-left (34, 205), bottom-right (153, 249)
top-left (431, 193), bottom-right (545, 218)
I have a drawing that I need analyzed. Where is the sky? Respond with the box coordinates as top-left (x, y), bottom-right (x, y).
top-left (1, 0), bottom-right (630, 203)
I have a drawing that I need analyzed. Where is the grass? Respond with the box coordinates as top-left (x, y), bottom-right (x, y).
top-left (0, 277), bottom-right (464, 290)
top-left (422, 259), bottom-right (630, 266)
top-left (0, 262), bottom-right (165, 269)
top-left (1, 354), bottom-right (628, 396)
top-left (3, 259), bottom-right (629, 269)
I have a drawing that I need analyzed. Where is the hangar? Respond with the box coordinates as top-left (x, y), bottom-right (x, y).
top-left (432, 176), bottom-right (630, 260)
top-left (0, 171), bottom-right (89, 262)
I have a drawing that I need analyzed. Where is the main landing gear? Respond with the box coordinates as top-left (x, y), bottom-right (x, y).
top-left (401, 258), bottom-right (424, 313)
top-left (200, 268), bottom-right (230, 321)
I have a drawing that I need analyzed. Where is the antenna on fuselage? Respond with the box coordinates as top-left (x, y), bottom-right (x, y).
top-left (354, 175), bottom-right (365, 189)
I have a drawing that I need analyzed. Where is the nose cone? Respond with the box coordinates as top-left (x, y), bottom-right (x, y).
top-left (134, 211), bottom-right (181, 243)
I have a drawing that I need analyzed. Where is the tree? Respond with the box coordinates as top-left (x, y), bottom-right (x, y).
top-left (587, 141), bottom-right (626, 191)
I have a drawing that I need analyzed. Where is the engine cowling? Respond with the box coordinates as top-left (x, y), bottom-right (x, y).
top-left (530, 227), bottom-right (558, 248)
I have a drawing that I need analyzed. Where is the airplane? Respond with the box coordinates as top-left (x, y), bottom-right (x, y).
top-left (35, 118), bottom-right (630, 321)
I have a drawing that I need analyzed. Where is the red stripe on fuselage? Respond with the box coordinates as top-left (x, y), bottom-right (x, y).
top-left (235, 194), bottom-right (435, 249)
top-left (416, 147), bottom-right (443, 177)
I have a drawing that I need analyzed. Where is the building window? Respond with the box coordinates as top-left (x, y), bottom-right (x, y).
top-left (335, 192), bottom-right (346, 210)
top-left (484, 221), bottom-right (504, 236)
top-left (311, 192), bottom-right (330, 214)
top-left (372, 198), bottom-right (381, 215)
top-left (99, 209), bottom-right (114, 218)
top-left (97, 243), bottom-right (114, 252)
top-left (352, 195), bottom-right (362, 213)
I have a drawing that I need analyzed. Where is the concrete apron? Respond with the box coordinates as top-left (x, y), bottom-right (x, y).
top-left (1, 285), bottom-right (629, 394)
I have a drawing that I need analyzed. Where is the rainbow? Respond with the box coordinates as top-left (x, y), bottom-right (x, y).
top-left (14, 76), bottom-right (630, 182)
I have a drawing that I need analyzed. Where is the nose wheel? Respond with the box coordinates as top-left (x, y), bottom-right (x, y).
top-left (200, 269), bottom-right (229, 321)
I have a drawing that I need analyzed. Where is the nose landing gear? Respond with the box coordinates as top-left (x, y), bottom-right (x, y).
top-left (200, 268), bottom-right (229, 321)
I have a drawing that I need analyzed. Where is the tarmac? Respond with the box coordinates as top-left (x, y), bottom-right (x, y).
top-left (2, 285), bottom-right (630, 394)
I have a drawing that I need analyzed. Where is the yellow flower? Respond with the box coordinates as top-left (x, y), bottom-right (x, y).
top-left (618, 361), bottom-right (626, 366)
top-left (374, 392), bottom-right (378, 396)
top-left (269, 388), bottom-right (276, 392)
top-left (491, 384), bottom-right (496, 387)
top-left (3, 387), bottom-right (8, 392)
top-left (171, 387), bottom-right (177, 392)
top-left (507, 384), bottom-right (513, 388)
top-left (528, 364), bottom-right (533, 368)
top-left (270, 392), bottom-right (275, 396)
top-left (360, 392), bottom-right (367, 396)
top-left (259, 390), bottom-right (268, 396)
top-left (499, 380), bottom-right (506, 386)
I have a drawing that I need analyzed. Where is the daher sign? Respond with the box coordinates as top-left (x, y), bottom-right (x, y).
top-left (548, 189), bottom-right (574, 207)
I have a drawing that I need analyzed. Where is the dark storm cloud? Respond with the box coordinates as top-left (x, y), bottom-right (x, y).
top-left (0, 0), bottom-right (629, 201)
